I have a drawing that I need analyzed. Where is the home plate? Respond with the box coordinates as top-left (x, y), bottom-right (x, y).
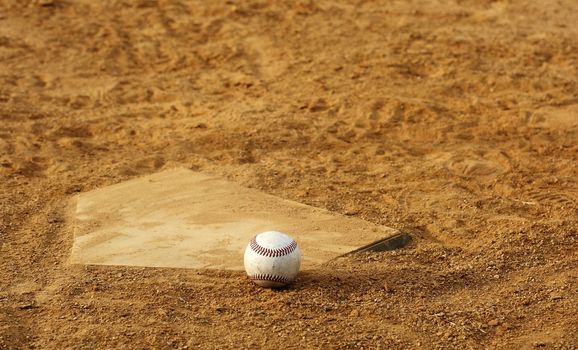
top-left (70, 168), bottom-right (401, 270)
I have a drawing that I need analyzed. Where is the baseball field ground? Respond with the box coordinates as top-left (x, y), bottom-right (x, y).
top-left (0, 0), bottom-right (576, 349)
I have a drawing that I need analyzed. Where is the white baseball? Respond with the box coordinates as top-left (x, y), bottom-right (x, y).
top-left (244, 231), bottom-right (301, 288)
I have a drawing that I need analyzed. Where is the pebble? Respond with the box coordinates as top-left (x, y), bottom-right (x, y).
top-left (488, 319), bottom-right (499, 326)
top-left (19, 303), bottom-right (36, 310)
top-left (37, 0), bottom-right (56, 6)
top-left (344, 208), bottom-right (359, 216)
top-left (349, 309), bottom-right (360, 317)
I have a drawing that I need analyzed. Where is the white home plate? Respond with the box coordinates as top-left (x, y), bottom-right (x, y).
top-left (70, 168), bottom-right (400, 270)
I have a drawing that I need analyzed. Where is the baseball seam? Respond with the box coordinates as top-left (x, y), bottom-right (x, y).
top-left (249, 236), bottom-right (297, 258)
top-left (249, 273), bottom-right (292, 284)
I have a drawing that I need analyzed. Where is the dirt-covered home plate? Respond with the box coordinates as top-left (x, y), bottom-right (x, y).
top-left (69, 168), bottom-right (400, 270)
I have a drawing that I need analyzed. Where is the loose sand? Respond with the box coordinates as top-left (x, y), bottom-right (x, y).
top-left (1, 0), bottom-right (577, 349)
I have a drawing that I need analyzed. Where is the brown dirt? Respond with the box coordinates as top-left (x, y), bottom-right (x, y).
top-left (1, 0), bottom-right (577, 349)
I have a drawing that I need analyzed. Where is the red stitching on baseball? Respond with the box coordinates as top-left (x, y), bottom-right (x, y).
top-left (249, 274), bottom-right (292, 284)
top-left (250, 236), bottom-right (297, 258)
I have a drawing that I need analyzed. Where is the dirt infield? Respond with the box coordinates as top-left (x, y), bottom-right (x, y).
top-left (1, 0), bottom-right (577, 349)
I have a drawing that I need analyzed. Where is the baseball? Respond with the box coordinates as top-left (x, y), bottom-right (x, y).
top-left (244, 231), bottom-right (301, 288)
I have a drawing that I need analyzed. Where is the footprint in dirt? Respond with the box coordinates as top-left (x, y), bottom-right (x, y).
top-left (523, 104), bottom-right (578, 130)
top-left (445, 158), bottom-right (503, 177)
top-left (522, 190), bottom-right (577, 210)
top-left (11, 157), bottom-right (46, 177)
top-left (428, 149), bottom-right (511, 178)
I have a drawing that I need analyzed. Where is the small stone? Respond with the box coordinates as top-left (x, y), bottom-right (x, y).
top-left (309, 99), bottom-right (329, 113)
top-left (533, 341), bottom-right (546, 347)
top-left (343, 208), bottom-right (359, 216)
top-left (383, 283), bottom-right (393, 293)
top-left (550, 293), bottom-right (563, 300)
top-left (37, 0), bottom-right (56, 6)
top-left (349, 309), bottom-right (360, 317)
top-left (19, 303), bottom-right (36, 310)
top-left (488, 319), bottom-right (499, 326)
